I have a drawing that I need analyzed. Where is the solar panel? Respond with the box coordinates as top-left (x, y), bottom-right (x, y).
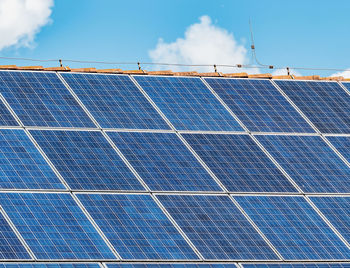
top-left (205, 78), bottom-right (314, 133)
top-left (107, 132), bottom-right (221, 192)
top-left (157, 194), bottom-right (278, 260)
top-left (311, 196), bottom-right (350, 244)
top-left (275, 80), bottom-right (350, 134)
top-left (256, 135), bottom-right (350, 193)
top-left (235, 195), bottom-right (350, 260)
top-left (0, 71), bottom-right (95, 128)
top-left (107, 264), bottom-right (238, 268)
top-left (77, 194), bottom-right (199, 260)
top-left (134, 76), bottom-right (243, 131)
top-left (0, 193), bottom-right (116, 260)
top-left (0, 265), bottom-right (100, 268)
top-left (0, 129), bottom-right (64, 190)
top-left (0, 212), bottom-right (31, 259)
top-left (29, 130), bottom-right (144, 191)
top-left (242, 264), bottom-right (350, 268)
top-left (182, 133), bottom-right (296, 193)
top-left (60, 73), bottom-right (170, 130)
top-left (0, 99), bottom-right (18, 126)
top-left (326, 136), bottom-right (350, 162)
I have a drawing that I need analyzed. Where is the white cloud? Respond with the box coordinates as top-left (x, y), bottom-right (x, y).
top-left (331, 69), bottom-right (350, 78)
top-left (149, 15), bottom-right (255, 73)
top-left (0, 0), bottom-right (54, 50)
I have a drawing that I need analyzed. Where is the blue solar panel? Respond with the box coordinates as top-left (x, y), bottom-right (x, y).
top-left (243, 264), bottom-right (350, 268)
top-left (205, 78), bottom-right (314, 133)
top-left (157, 194), bottom-right (278, 260)
top-left (0, 264), bottom-right (100, 268)
top-left (29, 130), bottom-right (144, 191)
top-left (0, 129), bottom-right (64, 190)
top-left (326, 136), bottom-right (350, 163)
top-left (134, 76), bottom-right (243, 131)
top-left (182, 133), bottom-right (297, 193)
top-left (0, 212), bottom-right (31, 259)
top-left (77, 194), bottom-right (199, 260)
top-left (0, 193), bottom-right (116, 260)
top-left (107, 132), bottom-right (221, 192)
top-left (235, 195), bottom-right (350, 260)
top-left (107, 264), bottom-right (237, 268)
top-left (256, 135), bottom-right (350, 193)
top-left (0, 100), bottom-right (18, 126)
top-left (0, 71), bottom-right (95, 128)
top-left (275, 80), bottom-right (350, 134)
top-left (311, 196), bottom-right (350, 244)
top-left (60, 73), bottom-right (170, 130)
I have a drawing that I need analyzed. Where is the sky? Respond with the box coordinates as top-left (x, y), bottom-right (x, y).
top-left (0, 0), bottom-right (350, 77)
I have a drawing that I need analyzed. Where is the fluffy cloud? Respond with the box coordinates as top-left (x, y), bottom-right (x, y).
top-left (149, 16), bottom-right (254, 72)
top-left (331, 69), bottom-right (350, 78)
top-left (0, 0), bottom-right (54, 50)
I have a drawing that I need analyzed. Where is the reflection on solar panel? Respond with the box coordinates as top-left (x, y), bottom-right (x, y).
top-left (107, 132), bottom-right (221, 192)
top-left (134, 76), bottom-right (243, 131)
top-left (78, 194), bottom-right (198, 260)
top-left (0, 265), bottom-right (100, 268)
top-left (235, 195), bottom-right (350, 260)
top-left (183, 133), bottom-right (296, 193)
top-left (205, 78), bottom-right (314, 133)
top-left (30, 130), bottom-right (143, 191)
top-left (0, 71), bottom-right (95, 128)
top-left (0, 129), bottom-right (64, 189)
top-left (0, 99), bottom-right (18, 126)
top-left (0, 193), bottom-right (116, 260)
top-left (107, 264), bottom-right (237, 268)
top-left (256, 135), bottom-right (350, 193)
top-left (311, 196), bottom-right (350, 243)
top-left (60, 73), bottom-right (170, 130)
top-left (275, 80), bottom-right (350, 134)
top-left (242, 264), bottom-right (350, 268)
top-left (0, 212), bottom-right (31, 259)
top-left (157, 195), bottom-right (278, 260)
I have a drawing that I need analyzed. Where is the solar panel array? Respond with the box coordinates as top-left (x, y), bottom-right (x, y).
top-left (1, 70), bottom-right (350, 267)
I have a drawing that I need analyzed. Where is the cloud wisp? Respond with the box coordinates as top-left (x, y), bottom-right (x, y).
top-left (0, 0), bottom-right (54, 51)
top-left (149, 15), bottom-right (255, 72)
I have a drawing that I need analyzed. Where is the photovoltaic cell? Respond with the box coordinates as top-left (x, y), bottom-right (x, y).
top-left (134, 76), bottom-right (243, 131)
top-left (0, 212), bottom-right (31, 259)
top-left (235, 195), bottom-right (350, 260)
top-left (0, 71), bottom-right (95, 128)
top-left (0, 264), bottom-right (100, 268)
top-left (242, 264), bottom-right (350, 268)
top-left (311, 196), bottom-right (350, 244)
top-left (326, 136), bottom-right (350, 163)
top-left (205, 78), bottom-right (314, 133)
top-left (183, 133), bottom-right (296, 193)
top-left (157, 194), bottom-right (278, 260)
top-left (77, 194), bottom-right (198, 260)
top-left (60, 73), bottom-right (170, 130)
top-left (256, 135), bottom-right (350, 193)
top-left (107, 264), bottom-right (237, 268)
top-left (275, 80), bottom-right (350, 134)
top-left (107, 132), bottom-right (221, 192)
top-left (0, 193), bottom-right (116, 260)
top-left (29, 130), bottom-right (144, 191)
top-left (0, 99), bottom-right (18, 126)
top-left (0, 129), bottom-right (64, 190)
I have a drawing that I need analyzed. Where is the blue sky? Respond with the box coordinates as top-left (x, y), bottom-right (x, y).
top-left (0, 0), bottom-right (350, 76)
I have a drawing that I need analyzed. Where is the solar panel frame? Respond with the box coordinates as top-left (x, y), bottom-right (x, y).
top-left (0, 98), bottom-right (19, 127)
top-left (0, 263), bottom-right (101, 268)
top-left (241, 263), bottom-right (350, 268)
top-left (0, 71), bottom-right (96, 128)
top-left (204, 78), bottom-right (315, 133)
top-left (106, 263), bottom-right (239, 268)
top-left (234, 195), bottom-right (350, 260)
top-left (59, 72), bottom-right (171, 130)
top-left (133, 75), bottom-right (244, 131)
